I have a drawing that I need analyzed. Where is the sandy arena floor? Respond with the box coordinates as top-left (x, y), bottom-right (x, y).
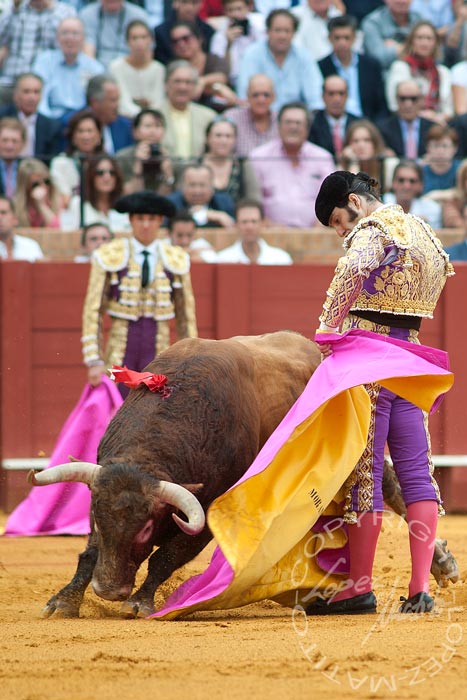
top-left (1, 510), bottom-right (466, 700)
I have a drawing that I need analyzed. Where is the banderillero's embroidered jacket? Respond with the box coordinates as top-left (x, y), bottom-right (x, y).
top-left (81, 237), bottom-right (198, 367)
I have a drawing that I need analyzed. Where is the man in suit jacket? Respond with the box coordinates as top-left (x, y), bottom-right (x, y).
top-left (308, 75), bottom-right (357, 160)
top-left (318, 15), bottom-right (388, 122)
top-left (0, 73), bottom-right (62, 163)
top-left (159, 61), bottom-right (216, 161)
top-left (377, 80), bottom-right (435, 158)
top-left (86, 75), bottom-right (134, 154)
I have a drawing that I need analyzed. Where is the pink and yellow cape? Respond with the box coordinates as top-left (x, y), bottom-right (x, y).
top-left (4, 376), bottom-right (123, 536)
top-left (152, 329), bottom-right (453, 620)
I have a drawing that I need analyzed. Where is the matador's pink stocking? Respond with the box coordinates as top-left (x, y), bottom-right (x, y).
top-left (406, 500), bottom-right (438, 596)
top-left (332, 511), bottom-right (383, 602)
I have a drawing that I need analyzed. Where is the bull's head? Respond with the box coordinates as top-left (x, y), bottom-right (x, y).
top-left (28, 462), bottom-right (205, 536)
top-left (28, 462), bottom-right (206, 601)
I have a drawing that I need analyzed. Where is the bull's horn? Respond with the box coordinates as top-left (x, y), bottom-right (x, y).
top-left (157, 481), bottom-right (205, 535)
top-left (28, 462), bottom-right (102, 486)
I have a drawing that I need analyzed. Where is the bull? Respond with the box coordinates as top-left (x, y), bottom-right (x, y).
top-left (30, 331), bottom-right (458, 619)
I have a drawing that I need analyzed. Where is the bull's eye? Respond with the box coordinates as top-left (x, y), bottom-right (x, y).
top-left (134, 519), bottom-right (154, 544)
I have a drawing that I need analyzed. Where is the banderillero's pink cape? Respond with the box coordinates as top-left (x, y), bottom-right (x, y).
top-left (4, 376), bottom-right (123, 536)
top-left (152, 329), bottom-right (453, 620)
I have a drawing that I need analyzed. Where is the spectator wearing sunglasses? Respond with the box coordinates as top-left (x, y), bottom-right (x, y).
top-left (62, 155), bottom-right (129, 230)
top-left (377, 80), bottom-right (436, 158)
top-left (13, 157), bottom-right (65, 228)
top-left (382, 159), bottom-right (442, 229)
top-left (169, 21), bottom-right (237, 111)
top-left (223, 74), bottom-right (279, 158)
top-left (154, 0), bottom-right (215, 66)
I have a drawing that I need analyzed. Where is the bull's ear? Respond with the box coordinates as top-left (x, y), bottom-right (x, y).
top-left (180, 482), bottom-right (204, 494)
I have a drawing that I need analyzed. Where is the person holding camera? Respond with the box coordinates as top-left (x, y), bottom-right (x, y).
top-left (210, 0), bottom-right (266, 89)
top-left (116, 109), bottom-right (175, 195)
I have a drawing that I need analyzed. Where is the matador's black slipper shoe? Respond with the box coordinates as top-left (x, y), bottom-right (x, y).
top-left (305, 591), bottom-right (377, 616)
top-left (399, 592), bottom-right (434, 613)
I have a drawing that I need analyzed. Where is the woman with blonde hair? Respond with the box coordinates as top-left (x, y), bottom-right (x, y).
top-left (385, 21), bottom-right (453, 124)
top-left (14, 158), bottom-right (64, 228)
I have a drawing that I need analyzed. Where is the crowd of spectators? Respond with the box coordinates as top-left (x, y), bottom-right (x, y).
top-left (3, 0), bottom-right (467, 262)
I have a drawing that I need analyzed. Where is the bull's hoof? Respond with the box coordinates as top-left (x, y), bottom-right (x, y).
top-left (41, 597), bottom-right (80, 619)
top-left (120, 599), bottom-right (155, 619)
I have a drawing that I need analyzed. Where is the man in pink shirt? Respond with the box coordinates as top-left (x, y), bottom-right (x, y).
top-left (248, 101), bottom-right (334, 227)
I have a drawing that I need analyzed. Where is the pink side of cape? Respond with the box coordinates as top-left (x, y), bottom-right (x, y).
top-left (4, 376), bottom-right (123, 536)
top-left (152, 329), bottom-right (452, 618)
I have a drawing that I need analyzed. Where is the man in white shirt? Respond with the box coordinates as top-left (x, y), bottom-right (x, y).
top-left (0, 196), bottom-right (44, 261)
top-left (217, 198), bottom-right (292, 264)
top-left (292, 0), bottom-right (342, 62)
top-left (167, 209), bottom-right (217, 262)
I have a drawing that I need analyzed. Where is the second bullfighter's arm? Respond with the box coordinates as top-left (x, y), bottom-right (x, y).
top-left (172, 272), bottom-right (198, 340)
top-left (81, 260), bottom-right (109, 367)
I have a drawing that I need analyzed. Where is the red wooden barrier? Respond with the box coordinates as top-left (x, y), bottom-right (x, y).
top-left (1, 261), bottom-right (467, 511)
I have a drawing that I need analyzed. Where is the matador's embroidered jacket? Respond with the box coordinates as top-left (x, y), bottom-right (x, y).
top-left (319, 204), bottom-right (454, 329)
top-left (81, 237), bottom-right (198, 368)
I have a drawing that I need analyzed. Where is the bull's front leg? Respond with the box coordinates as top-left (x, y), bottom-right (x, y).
top-left (120, 528), bottom-right (213, 618)
top-left (42, 541), bottom-right (98, 618)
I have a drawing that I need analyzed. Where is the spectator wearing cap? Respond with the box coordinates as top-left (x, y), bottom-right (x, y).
top-left (82, 189), bottom-right (198, 397)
